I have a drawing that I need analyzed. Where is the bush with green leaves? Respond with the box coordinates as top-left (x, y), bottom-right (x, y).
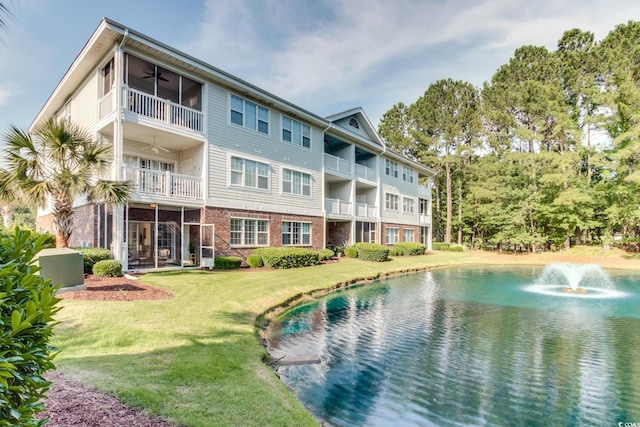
top-left (0, 229), bottom-right (60, 426)
top-left (448, 245), bottom-right (464, 252)
top-left (72, 247), bottom-right (112, 274)
top-left (432, 242), bottom-right (450, 251)
top-left (246, 254), bottom-right (263, 268)
top-left (252, 247), bottom-right (318, 269)
top-left (92, 259), bottom-right (123, 277)
top-left (354, 242), bottom-right (389, 262)
top-left (344, 246), bottom-right (358, 258)
top-left (214, 256), bottom-right (242, 270)
top-left (388, 247), bottom-right (400, 256)
top-left (394, 242), bottom-right (426, 256)
top-left (317, 249), bottom-right (335, 261)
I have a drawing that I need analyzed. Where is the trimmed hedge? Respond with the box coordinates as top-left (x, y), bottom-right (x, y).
top-left (448, 245), bottom-right (464, 252)
top-left (1, 229), bottom-right (60, 425)
top-left (394, 242), bottom-right (426, 256)
top-left (92, 259), bottom-right (123, 277)
top-left (354, 242), bottom-right (389, 262)
top-left (317, 249), bottom-right (335, 261)
top-left (344, 246), bottom-right (358, 258)
top-left (252, 247), bottom-right (318, 269)
top-left (246, 254), bottom-right (263, 268)
top-left (73, 247), bottom-right (112, 274)
top-left (214, 256), bottom-right (243, 270)
top-left (432, 242), bottom-right (450, 251)
top-left (388, 247), bottom-right (400, 256)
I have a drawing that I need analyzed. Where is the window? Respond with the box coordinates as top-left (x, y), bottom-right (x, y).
top-left (403, 228), bottom-right (415, 242)
top-left (356, 221), bottom-right (376, 243)
top-left (282, 221), bottom-right (311, 245)
top-left (282, 117), bottom-right (311, 148)
top-left (102, 57), bottom-right (115, 96)
top-left (231, 95), bottom-right (269, 134)
top-left (403, 197), bottom-right (415, 214)
top-left (349, 118), bottom-right (359, 129)
top-left (385, 193), bottom-right (399, 211)
top-left (385, 159), bottom-right (399, 178)
top-left (402, 166), bottom-right (415, 183)
top-left (386, 227), bottom-right (399, 244)
top-left (230, 157), bottom-right (269, 190)
top-left (282, 169), bottom-right (311, 196)
top-left (230, 218), bottom-right (269, 246)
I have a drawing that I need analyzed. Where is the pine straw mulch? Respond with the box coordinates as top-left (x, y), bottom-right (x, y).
top-left (37, 274), bottom-right (179, 426)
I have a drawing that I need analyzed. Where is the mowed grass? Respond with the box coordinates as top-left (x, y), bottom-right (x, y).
top-left (51, 251), bottom-right (487, 426)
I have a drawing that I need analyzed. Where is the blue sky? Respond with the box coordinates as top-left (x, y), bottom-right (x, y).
top-left (1, 0), bottom-right (640, 132)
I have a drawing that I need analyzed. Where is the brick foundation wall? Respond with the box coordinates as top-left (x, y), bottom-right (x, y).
top-left (382, 222), bottom-right (419, 245)
top-left (203, 207), bottom-right (324, 260)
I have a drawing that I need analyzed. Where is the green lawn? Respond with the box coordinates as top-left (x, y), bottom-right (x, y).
top-left (52, 252), bottom-right (485, 426)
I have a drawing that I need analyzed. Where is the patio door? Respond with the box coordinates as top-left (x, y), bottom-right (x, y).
top-left (200, 224), bottom-right (214, 268)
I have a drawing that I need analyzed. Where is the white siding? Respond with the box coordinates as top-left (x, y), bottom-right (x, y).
top-left (205, 85), bottom-right (324, 213)
top-left (70, 72), bottom-right (99, 132)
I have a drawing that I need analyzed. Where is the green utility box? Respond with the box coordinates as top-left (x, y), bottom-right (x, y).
top-left (37, 247), bottom-right (85, 291)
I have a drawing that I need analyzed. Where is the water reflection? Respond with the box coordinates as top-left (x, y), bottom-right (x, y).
top-left (268, 267), bottom-right (640, 426)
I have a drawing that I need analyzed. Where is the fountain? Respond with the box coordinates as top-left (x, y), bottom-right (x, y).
top-left (524, 263), bottom-right (627, 299)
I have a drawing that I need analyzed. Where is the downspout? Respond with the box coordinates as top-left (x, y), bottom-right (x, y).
top-left (321, 121), bottom-right (332, 250)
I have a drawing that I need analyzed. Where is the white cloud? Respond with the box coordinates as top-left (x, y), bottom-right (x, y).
top-left (187, 0), bottom-right (640, 122)
top-left (0, 88), bottom-right (10, 106)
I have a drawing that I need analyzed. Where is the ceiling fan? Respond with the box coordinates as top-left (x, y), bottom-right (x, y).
top-left (142, 69), bottom-right (169, 82)
top-left (141, 137), bottom-right (170, 154)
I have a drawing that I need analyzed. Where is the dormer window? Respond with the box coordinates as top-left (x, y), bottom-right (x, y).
top-left (349, 118), bottom-right (359, 129)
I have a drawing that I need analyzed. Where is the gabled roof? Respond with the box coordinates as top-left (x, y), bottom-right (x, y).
top-left (325, 107), bottom-right (384, 147)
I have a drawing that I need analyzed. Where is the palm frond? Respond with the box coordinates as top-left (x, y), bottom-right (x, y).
top-left (86, 180), bottom-right (131, 205)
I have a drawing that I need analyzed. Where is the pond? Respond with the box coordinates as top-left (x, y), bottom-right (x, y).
top-left (267, 265), bottom-right (640, 426)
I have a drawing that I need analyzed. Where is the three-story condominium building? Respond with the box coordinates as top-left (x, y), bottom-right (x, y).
top-left (32, 18), bottom-right (435, 270)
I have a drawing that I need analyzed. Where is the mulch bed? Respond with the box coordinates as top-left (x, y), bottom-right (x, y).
top-left (36, 274), bottom-right (178, 426)
top-left (58, 274), bottom-right (174, 301)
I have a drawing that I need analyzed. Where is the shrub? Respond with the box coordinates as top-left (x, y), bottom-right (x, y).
top-left (394, 242), bottom-right (426, 256)
top-left (388, 247), bottom-right (400, 256)
top-left (92, 259), bottom-right (123, 277)
top-left (214, 256), bottom-right (243, 270)
top-left (246, 254), bottom-right (263, 268)
top-left (0, 229), bottom-right (60, 425)
top-left (317, 249), bottom-right (335, 261)
top-left (354, 242), bottom-right (389, 262)
top-left (432, 242), bottom-right (450, 251)
top-left (73, 247), bottom-right (112, 274)
top-left (344, 246), bottom-right (358, 258)
top-left (252, 247), bottom-right (318, 269)
top-left (448, 245), bottom-right (464, 252)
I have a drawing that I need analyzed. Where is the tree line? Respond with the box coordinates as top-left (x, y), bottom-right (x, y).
top-left (379, 21), bottom-right (640, 251)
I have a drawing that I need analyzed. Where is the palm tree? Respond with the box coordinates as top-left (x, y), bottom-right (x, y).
top-left (0, 119), bottom-right (131, 247)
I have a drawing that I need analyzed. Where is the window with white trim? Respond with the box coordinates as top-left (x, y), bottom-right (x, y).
top-left (385, 159), bottom-right (399, 178)
top-left (282, 169), bottom-right (311, 196)
top-left (386, 227), bottom-right (399, 244)
top-left (403, 228), bottom-right (414, 242)
top-left (385, 193), bottom-right (399, 211)
top-left (282, 221), bottom-right (311, 245)
top-left (282, 117), bottom-right (311, 148)
top-left (402, 166), bottom-right (415, 183)
top-left (230, 156), bottom-right (269, 190)
top-left (230, 218), bottom-right (269, 246)
top-left (230, 95), bottom-right (269, 134)
top-left (403, 197), bottom-right (415, 214)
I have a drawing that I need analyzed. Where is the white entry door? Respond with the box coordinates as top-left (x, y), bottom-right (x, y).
top-left (200, 224), bottom-right (214, 268)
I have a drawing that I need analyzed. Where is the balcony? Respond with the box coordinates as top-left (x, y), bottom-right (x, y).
top-left (125, 88), bottom-right (204, 134)
top-left (354, 163), bottom-right (378, 182)
top-left (324, 153), bottom-right (353, 175)
top-left (417, 184), bottom-right (430, 199)
top-left (325, 198), bottom-right (352, 216)
top-left (419, 213), bottom-right (431, 224)
top-left (355, 203), bottom-right (377, 219)
top-left (123, 166), bottom-right (203, 199)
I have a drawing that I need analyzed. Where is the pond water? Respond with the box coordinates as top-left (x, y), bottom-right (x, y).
top-left (267, 266), bottom-right (640, 426)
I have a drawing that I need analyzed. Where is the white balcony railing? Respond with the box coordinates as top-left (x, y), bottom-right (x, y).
top-left (123, 166), bottom-right (203, 199)
top-left (419, 213), bottom-right (431, 224)
top-left (417, 185), bottom-right (430, 198)
top-left (355, 203), bottom-right (377, 218)
top-left (325, 198), bottom-right (352, 216)
top-left (354, 163), bottom-right (377, 182)
top-left (126, 87), bottom-right (204, 133)
top-left (324, 153), bottom-right (353, 175)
